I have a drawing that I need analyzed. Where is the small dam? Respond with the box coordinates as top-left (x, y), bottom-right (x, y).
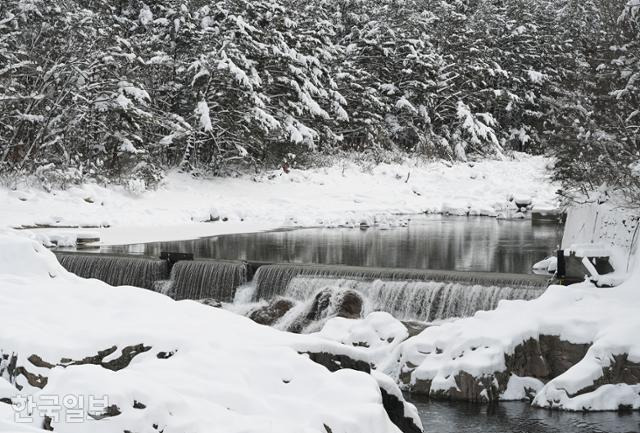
top-left (252, 263), bottom-right (548, 300)
top-left (55, 252), bottom-right (247, 301)
top-left (56, 252), bottom-right (169, 290)
top-left (169, 259), bottom-right (247, 301)
top-left (54, 251), bottom-right (550, 322)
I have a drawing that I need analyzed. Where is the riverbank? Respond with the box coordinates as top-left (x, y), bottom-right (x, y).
top-left (1, 154), bottom-right (558, 245)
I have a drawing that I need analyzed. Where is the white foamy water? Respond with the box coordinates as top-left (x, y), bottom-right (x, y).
top-left (281, 276), bottom-right (543, 323)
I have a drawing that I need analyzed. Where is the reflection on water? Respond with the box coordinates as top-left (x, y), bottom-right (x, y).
top-left (410, 398), bottom-right (640, 433)
top-left (102, 215), bottom-right (562, 274)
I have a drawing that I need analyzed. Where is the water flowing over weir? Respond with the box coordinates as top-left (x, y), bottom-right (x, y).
top-left (55, 252), bottom-right (169, 290)
top-left (169, 260), bottom-right (248, 301)
top-left (252, 263), bottom-right (550, 322)
top-left (55, 253), bottom-right (248, 301)
top-left (253, 263), bottom-right (549, 301)
top-left (284, 276), bottom-right (542, 322)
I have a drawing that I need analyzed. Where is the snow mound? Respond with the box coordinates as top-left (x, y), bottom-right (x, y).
top-left (0, 234), bottom-right (416, 433)
top-left (0, 235), bottom-right (66, 278)
top-left (314, 312), bottom-right (409, 366)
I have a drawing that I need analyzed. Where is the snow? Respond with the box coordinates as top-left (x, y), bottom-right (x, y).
top-left (0, 154), bottom-right (559, 245)
top-left (527, 70), bottom-right (546, 83)
top-left (500, 374), bottom-right (544, 400)
top-left (312, 314), bottom-right (420, 426)
top-left (532, 256), bottom-right (556, 274)
top-left (138, 5), bottom-right (153, 26)
top-left (372, 371), bottom-right (421, 428)
top-left (0, 234), bottom-right (415, 433)
top-left (118, 138), bottom-right (142, 154)
top-left (119, 82), bottom-right (150, 104)
top-left (313, 312), bottom-right (409, 367)
top-left (387, 251), bottom-right (640, 411)
top-left (195, 100), bottom-right (213, 131)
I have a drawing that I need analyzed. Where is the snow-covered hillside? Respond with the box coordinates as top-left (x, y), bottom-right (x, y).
top-left (1, 154), bottom-right (558, 245)
top-left (0, 235), bottom-right (420, 433)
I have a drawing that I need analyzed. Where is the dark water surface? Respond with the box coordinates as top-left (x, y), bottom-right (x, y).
top-left (410, 398), bottom-right (640, 433)
top-left (102, 215), bottom-right (563, 274)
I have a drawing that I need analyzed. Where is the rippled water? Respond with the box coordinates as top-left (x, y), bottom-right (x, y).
top-left (102, 215), bottom-right (563, 274)
top-left (410, 398), bottom-right (640, 433)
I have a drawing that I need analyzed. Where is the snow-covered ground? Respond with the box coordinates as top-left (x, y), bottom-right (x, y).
top-left (0, 234), bottom-right (420, 433)
top-left (0, 154), bottom-right (559, 245)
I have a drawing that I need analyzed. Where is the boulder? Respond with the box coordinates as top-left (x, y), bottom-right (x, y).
top-left (505, 335), bottom-right (590, 381)
top-left (198, 298), bottom-right (222, 308)
top-left (514, 196), bottom-right (532, 207)
top-left (401, 320), bottom-right (430, 338)
top-left (306, 289), bottom-right (362, 321)
top-left (403, 335), bottom-right (592, 403)
top-left (303, 350), bottom-right (423, 433)
top-left (248, 298), bottom-right (295, 326)
top-left (287, 289), bottom-right (364, 333)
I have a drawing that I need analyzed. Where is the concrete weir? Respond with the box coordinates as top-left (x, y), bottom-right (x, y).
top-left (252, 263), bottom-right (550, 322)
top-left (55, 252), bottom-right (169, 290)
top-left (54, 252), bottom-right (550, 320)
top-left (169, 259), bottom-right (248, 301)
top-left (253, 263), bottom-right (550, 301)
top-left (55, 252), bottom-right (248, 301)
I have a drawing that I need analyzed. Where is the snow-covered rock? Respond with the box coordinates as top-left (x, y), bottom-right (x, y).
top-left (314, 312), bottom-right (409, 367)
top-left (275, 288), bottom-right (365, 334)
top-left (386, 264), bottom-right (640, 411)
top-left (0, 234), bottom-right (421, 433)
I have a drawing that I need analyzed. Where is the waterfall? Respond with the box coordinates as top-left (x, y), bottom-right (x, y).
top-left (253, 263), bottom-right (549, 301)
top-left (56, 253), bottom-right (169, 290)
top-left (282, 276), bottom-right (543, 322)
top-left (169, 260), bottom-right (248, 301)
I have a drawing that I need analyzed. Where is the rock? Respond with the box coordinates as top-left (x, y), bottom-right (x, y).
top-left (248, 298), bottom-right (295, 326)
top-left (378, 384), bottom-right (423, 433)
top-left (198, 298), bottom-right (222, 308)
top-left (6, 344), bottom-right (153, 390)
top-left (304, 351), bottom-right (371, 374)
top-left (401, 320), bottom-right (430, 338)
top-left (335, 290), bottom-right (364, 319)
top-left (415, 371), bottom-right (501, 403)
top-left (304, 350), bottom-right (422, 433)
top-left (87, 404), bottom-right (121, 420)
top-left (514, 197), bottom-right (532, 207)
top-left (287, 289), bottom-right (364, 333)
top-left (403, 335), bottom-right (591, 403)
top-left (567, 354), bottom-right (640, 398)
top-left (208, 207), bottom-right (220, 222)
top-left (307, 289), bottom-right (362, 320)
top-left (505, 335), bottom-right (590, 381)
